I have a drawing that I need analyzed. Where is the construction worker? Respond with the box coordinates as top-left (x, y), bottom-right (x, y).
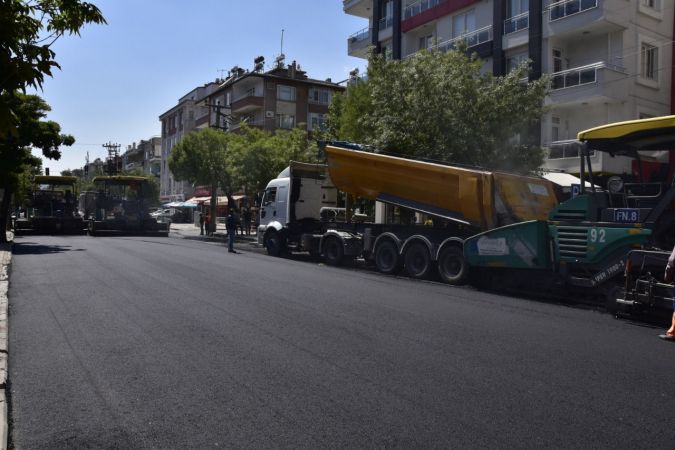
top-left (660, 244), bottom-right (675, 340)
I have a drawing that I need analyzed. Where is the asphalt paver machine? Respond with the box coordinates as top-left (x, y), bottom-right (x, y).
top-left (84, 176), bottom-right (169, 236)
top-left (14, 175), bottom-right (86, 234)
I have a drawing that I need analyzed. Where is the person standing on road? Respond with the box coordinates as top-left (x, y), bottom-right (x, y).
top-left (204, 213), bottom-right (211, 236)
top-left (199, 212), bottom-right (205, 235)
top-left (226, 210), bottom-right (236, 253)
top-left (660, 245), bottom-right (675, 340)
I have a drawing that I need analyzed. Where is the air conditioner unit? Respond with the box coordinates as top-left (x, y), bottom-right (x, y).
top-left (265, 110), bottom-right (274, 118)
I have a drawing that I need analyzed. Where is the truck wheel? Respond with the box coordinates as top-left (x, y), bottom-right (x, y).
top-left (265, 231), bottom-right (285, 257)
top-left (375, 240), bottom-right (400, 274)
top-left (323, 236), bottom-right (344, 266)
top-left (404, 242), bottom-right (432, 279)
top-left (438, 246), bottom-right (467, 285)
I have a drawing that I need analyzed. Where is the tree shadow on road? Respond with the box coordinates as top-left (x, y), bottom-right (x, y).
top-left (12, 242), bottom-right (86, 255)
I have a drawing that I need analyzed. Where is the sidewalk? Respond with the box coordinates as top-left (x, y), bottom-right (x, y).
top-left (0, 233), bottom-right (12, 450)
top-left (169, 222), bottom-right (260, 250)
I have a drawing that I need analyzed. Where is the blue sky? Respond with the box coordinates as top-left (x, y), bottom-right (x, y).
top-left (32, 0), bottom-right (368, 174)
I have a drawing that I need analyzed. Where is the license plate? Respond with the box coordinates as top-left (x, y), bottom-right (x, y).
top-left (614, 208), bottom-right (640, 223)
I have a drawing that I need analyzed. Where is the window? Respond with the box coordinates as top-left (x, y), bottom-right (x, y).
top-left (452, 9), bottom-right (475, 38)
top-left (641, 0), bottom-right (659, 9)
top-left (262, 187), bottom-right (277, 206)
top-left (552, 48), bottom-right (563, 73)
top-left (277, 114), bottom-right (295, 129)
top-left (507, 0), bottom-right (528, 17)
top-left (308, 113), bottom-right (325, 131)
top-left (419, 34), bottom-right (433, 50)
top-left (551, 116), bottom-right (560, 143)
top-left (641, 42), bottom-right (658, 81)
top-left (225, 92), bottom-right (231, 106)
top-left (309, 88), bottom-right (331, 105)
top-left (277, 85), bottom-right (296, 101)
top-left (507, 52), bottom-right (528, 72)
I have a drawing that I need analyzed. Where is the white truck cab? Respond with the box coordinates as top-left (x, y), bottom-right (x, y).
top-left (258, 170), bottom-right (290, 234)
top-left (257, 163), bottom-right (338, 256)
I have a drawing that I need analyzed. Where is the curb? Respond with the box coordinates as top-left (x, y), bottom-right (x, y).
top-left (0, 236), bottom-right (11, 450)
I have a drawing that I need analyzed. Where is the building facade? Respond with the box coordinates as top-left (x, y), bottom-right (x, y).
top-left (158, 82), bottom-right (220, 202)
top-left (344, 0), bottom-right (674, 178)
top-left (122, 137), bottom-right (161, 178)
top-left (204, 58), bottom-right (345, 135)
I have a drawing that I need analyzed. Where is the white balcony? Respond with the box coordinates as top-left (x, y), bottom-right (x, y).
top-left (548, 61), bottom-right (628, 106)
top-left (549, 0), bottom-right (597, 22)
top-left (348, 27), bottom-right (371, 58)
top-left (431, 25), bottom-right (493, 53)
top-left (343, 0), bottom-right (371, 18)
top-left (544, 0), bottom-right (626, 39)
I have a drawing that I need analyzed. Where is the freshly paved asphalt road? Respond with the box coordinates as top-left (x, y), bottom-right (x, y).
top-left (7, 232), bottom-right (675, 448)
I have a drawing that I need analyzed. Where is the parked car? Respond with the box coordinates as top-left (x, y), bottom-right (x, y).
top-left (151, 208), bottom-right (173, 221)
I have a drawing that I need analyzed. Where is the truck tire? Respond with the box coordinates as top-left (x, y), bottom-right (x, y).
top-left (375, 240), bottom-right (400, 274)
top-left (404, 242), bottom-right (432, 279)
top-left (323, 236), bottom-right (345, 266)
top-left (438, 246), bottom-right (468, 285)
top-left (265, 231), bottom-right (285, 257)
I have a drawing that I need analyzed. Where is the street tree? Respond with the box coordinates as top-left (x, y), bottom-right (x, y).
top-left (0, 0), bottom-right (106, 138)
top-left (326, 49), bottom-right (549, 173)
top-left (0, 93), bottom-right (74, 241)
top-left (227, 124), bottom-right (317, 197)
top-left (168, 128), bottom-right (233, 234)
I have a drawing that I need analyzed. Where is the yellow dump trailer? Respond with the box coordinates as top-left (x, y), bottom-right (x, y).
top-left (324, 144), bottom-right (558, 230)
top-left (258, 142), bottom-right (559, 285)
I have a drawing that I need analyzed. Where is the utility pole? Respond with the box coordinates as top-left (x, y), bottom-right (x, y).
top-left (204, 101), bottom-right (232, 131)
top-left (102, 141), bottom-right (121, 175)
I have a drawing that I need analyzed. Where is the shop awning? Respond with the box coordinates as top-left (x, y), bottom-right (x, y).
top-left (203, 195), bottom-right (245, 206)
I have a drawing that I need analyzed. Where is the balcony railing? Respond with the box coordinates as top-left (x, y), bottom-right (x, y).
top-left (432, 25), bottom-right (493, 52)
top-left (504, 11), bottom-right (529, 34)
top-left (378, 16), bottom-right (393, 30)
top-left (549, 0), bottom-right (598, 22)
top-left (349, 26), bottom-right (370, 42)
top-left (231, 89), bottom-right (260, 104)
top-left (404, 0), bottom-right (443, 20)
top-left (229, 119), bottom-right (264, 130)
top-left (550, 62), bottom-right (626, 91)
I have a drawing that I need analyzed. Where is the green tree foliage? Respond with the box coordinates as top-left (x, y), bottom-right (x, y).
top-left (0, 93), bottom-right (74, 241)
top-left (0, 0), bottom-right (106, 138)
top-left (325, 80), bottom-right (375, 143)
top-left (169, 128), bottom-right (232, 232)
top-left (326, 50), bottom-right (548, 173)
top-left (227, 124), bottom-right (317, 194)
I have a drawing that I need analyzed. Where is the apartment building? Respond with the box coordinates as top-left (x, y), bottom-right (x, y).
top-left (203, 57), bottom-right (345, 135)
top-left (158, 82), bottom-right (220, 202)
top-left (122, 137), bottom-right (161, 178)
top-left (344, 0), bottom-right (674, 179)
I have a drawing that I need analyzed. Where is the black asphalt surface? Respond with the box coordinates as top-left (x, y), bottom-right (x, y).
top-left (7, 233), bottom-right (675, 448)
